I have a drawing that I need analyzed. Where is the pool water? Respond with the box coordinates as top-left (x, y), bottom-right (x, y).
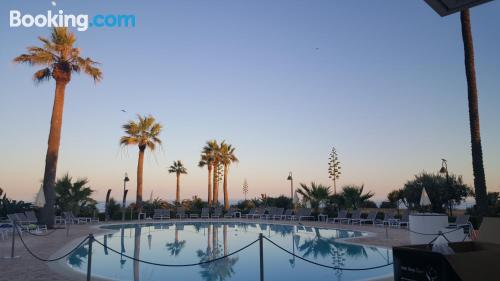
top-left (68, 222), bottom-right (393, 281)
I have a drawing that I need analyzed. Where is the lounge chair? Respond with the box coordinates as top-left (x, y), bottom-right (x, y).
top-left (272, 208), bottom-right (285, 220)
top-left (63, 211), bottom-right (91, 224)
top-left (280, 209), bottom-right (294, 220)
top-left (25, 211), bottom-right (48, 231)
top-left (224, 208), bottom-right (237, 218)
top-left (376, 212), bottom-right (396, 227)
top-left (200, 208), bottom-right (210, 218)
top-left (348, 210), bottom-right (362, 224)
top-left (328, 210), bottom-right (348, 224)
top-left (212, 207), bottom-right (222, 218)
top-left (260, 208), bottom-right (275, 219)
top-left (7, 214), bottom-right (35, 233)
top-left (290, 208), bottom-right (314, 221)
top-left (176, 207), bottom-right (187, 219)
top-left (242, 208), bottom-right (257, 219)
top-left (449, 215), bottom-right (470, 228)
top-left (358, 211), bottom-right (377, 225)
top-left (397, 212), bottom-right (410, 228)
top-left (153, 209), bottom-right (169, 220)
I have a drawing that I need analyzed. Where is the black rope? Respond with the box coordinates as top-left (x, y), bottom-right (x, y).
top-left (93, 237), bottom-right (259, 267)
top-left (263, 236), bottom-right (393, 271)
top-left (406, 227), bottom-right (463, 236)
top-left (22, 228), bottom-right (59, 237)
top-left (15, 227), bottom-right (90, 262)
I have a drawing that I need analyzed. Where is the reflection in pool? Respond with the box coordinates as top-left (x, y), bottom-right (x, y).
top-left (68, 222), bottom-right (392, 281)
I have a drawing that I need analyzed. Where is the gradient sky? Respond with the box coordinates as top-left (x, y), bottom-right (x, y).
top-left (1, 0), bottom-right (499, 204)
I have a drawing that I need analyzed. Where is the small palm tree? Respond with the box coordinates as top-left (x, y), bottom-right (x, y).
top-left (120, 114), bottom-right (162, 208)
top-left (14, 27), bottom-right (102, 227)
top-left (168, 160), bottom-right (187, 205)
top-left (297, 182), bottom-right (331, 213)
top-left (220, 142), bottom-right (238, 210)
top-left (54, 174), bottom-right (96, 216)
top-left (341, 184), bottom-right (374, 210)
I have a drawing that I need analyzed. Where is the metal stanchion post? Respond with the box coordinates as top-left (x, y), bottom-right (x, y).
top-left (3, 220), bottom-right (19, 259)
top-left (66, 220), bottom-right (70, 237)
top-left (259, 233), bottom-right (264, 281)
top-left (87, 234), bottom-right (94, 281)
top-left (385, 224), bottom-right (389, 240)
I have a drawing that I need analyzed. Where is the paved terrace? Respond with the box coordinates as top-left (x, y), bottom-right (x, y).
top-left (0, 219), bottom-right (410, 281)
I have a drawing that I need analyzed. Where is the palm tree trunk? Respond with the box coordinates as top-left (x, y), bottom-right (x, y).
top-left (40, 79), bottom-right (67, 228)
top-left (460, 9), bottom-right (488, 216)
top-left (176, 172), bottom-right (180, 204)
top-left (208, 165), bottom-right (213, 207)
top-left (133, 227), bottom-right (141, 281)
top-left (223, 225), bottom-right (228, 255)
top-left (213, 164), bottom-right (218, 205)
top-left (136, 147), bottom-right (145, 208)
top-left (223, 164), bottom-right (229, 211)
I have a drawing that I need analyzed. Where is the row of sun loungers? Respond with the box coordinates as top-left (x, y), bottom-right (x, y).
top-left (327, 210), bottom-right (410, 227)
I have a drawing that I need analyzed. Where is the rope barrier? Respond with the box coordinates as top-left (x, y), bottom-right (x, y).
top-left (93, 237), bottom-right (260, 267)
top-left (22, 228), bottom-right (59, 237)
top-left (15, 227), bottom-right (90, 262)
top-left (262, 236), bottom-right (393, 271)
top-left (406, 227), bottom-right (464, 236)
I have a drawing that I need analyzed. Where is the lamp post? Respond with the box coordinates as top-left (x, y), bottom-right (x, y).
top-left (287, 172), bottom-right (293, 200)
top-left (121, 173), bottom-right (130, 223)
top-left (439, 159), bottom-right (452, 216)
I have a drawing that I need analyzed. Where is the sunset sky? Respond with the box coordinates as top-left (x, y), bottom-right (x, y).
top-left (1, 0), bottom-right (499, 203)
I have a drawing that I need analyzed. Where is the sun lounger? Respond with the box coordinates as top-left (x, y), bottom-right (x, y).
top-left (358, 211), bottom-right (377, 224)
top-left (176, 207), bottom-right (187, 219)
top-left (376, 212), bottom-right (396, 227)
top-left (397, 212), bottom-right (409, 228)
top-left (224, 208), bottom-right (238, 218)
top-left (212, 207), bottom-right (222, 218)
top-left (200, 208), bottom-right (210, 218)
top-left (24, 211), bottom-right (48, 231)
top-left (260, 208), bottom-right (275, 219)
top-left (63, 211), bottom-right (91, 224)
top-left (154, 209), bottom-right (171, 220)
top-left (280, 209), bottom-right (294, 220)
top-left (328, 210), bottom-right (348, 224)
top-left (272, 208), bottom-right (285, 220)
top-left (449, 215), bottom-right (470, 228)
top-left (242, 208), bottom-right (257, 219)
top-left (348, 210), bottom-right (362, 224)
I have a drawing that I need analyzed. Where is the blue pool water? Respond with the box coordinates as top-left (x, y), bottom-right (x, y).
top-left (68, 222), bottom-right (393, 281)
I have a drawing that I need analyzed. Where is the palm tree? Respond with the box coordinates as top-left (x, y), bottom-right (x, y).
top-left (168, 160), bottom-right (188, 205)
top-left (220, 142), bottom-right (239, 210)
top-left (297, 182), bottom-right (331, 213)
top-left (199, 140), bottom-right (217, 207)
top-left (54, 174), bottom-right (96, 216)
top-left (460, 9), bottom-right (488, 216)
top-left (13, 27), bottom-right (102, 227)
top-left (120, 114), bottom-right (162, 208)
top-left (341, 184), bottom-right (374, 210)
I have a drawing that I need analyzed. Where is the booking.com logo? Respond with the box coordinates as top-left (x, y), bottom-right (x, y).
top-left (9, 2), bottom-right (135, 31)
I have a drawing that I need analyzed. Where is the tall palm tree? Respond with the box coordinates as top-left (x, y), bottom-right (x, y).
top-left (120, 114), bottom-right (162, 208)
top-left (460, 9), bottom-right (488, 216)
top-left (168, 160), bottom-right (187, 205)
top-left (199, 140), bottom-right (217, 207)
top-left (220, 142), bottom-right (238, 210)
top-left (13, 27), bottom-right (102, 227)
top-left (201, 140), bottom-right (221, 206)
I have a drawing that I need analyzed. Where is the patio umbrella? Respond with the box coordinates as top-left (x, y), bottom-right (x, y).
top-left (420, 187), bottom-right (431, 207)
top-left (34, 185), bottom-right (45, 208)
top-left (293, 191), bottom-right (299, 205)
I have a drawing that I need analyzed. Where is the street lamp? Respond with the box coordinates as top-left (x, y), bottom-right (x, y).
top-left (287, 172), bottom-right (293, 200)
top-left (121, 173), bottom-right (130, 223)
top-left (439, 159), bottom-right (453, 216)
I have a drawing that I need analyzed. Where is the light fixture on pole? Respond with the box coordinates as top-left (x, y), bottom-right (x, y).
top-left (121, 173), bottom-right (130, 222)
top-left (439, 159), bottom-right (453, 216)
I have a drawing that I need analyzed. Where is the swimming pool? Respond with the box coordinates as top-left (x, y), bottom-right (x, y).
top-left (68, 222), bottom-right (393, 281)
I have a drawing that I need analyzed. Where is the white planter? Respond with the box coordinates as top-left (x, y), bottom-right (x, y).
top-left (409, 213), bottom-right (448, 244)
